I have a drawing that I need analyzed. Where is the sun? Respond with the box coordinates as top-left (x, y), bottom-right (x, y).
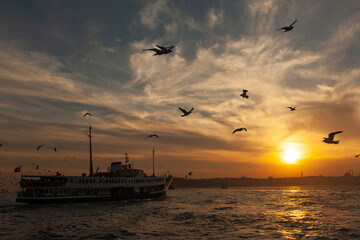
top-left (282, 148), bottom-right (301, 164)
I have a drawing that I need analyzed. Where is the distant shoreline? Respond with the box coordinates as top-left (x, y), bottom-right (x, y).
top-left (172, 175), bottom-right (360, 188)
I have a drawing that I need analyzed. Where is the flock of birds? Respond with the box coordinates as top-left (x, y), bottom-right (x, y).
top-left (140, 19), bottom-right (357, 171)
top-left (142, 19), bottom-right (347, 146)
top-left (0, 20), bottom-right (357, 182)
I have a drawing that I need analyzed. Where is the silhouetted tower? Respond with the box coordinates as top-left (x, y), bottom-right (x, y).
top-left (88, 125), bottom-right (94, 176)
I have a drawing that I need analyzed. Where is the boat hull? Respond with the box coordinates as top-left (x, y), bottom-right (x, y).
top-left (17, 175), bottom-right (173, 204)
top-left (16, 190), bottom-right (167, 204)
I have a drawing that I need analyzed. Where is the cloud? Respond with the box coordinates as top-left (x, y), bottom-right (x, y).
top-left (139, 0), bottom-right (167, 29)
top-left (207, 8), bottom-right (224, 28)
top-left (0, 0), bottom-right (359, 179)
top-left (100, 47), bottom-right (116, 53)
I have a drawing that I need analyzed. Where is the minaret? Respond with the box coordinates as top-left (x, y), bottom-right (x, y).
top-left (88, 125), bottom-right (94, 176)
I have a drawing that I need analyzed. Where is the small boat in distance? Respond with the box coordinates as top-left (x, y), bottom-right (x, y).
top-left (16, 125), bottom-right (173, 204)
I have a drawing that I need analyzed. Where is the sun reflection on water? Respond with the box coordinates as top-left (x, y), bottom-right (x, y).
top-left (275, 187), bottom-right (323, 239)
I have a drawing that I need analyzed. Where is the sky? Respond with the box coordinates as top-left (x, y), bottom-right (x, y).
top-left (0, 0), bottom-right (360, 180)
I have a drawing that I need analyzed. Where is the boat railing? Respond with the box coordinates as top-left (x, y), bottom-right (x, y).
top-left (20, 179), bottom-right (67, 188)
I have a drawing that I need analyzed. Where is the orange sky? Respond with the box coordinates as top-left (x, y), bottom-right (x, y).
top-left (0, 0), bottom-right (360, 182)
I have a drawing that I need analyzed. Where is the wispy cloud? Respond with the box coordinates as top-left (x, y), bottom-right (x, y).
top-left (207, 8), bottom-right (224, 28)
top-left (139, 0), bottom-right (167, 29)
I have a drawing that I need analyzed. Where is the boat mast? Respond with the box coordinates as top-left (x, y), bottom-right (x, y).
top-left (153, 148), bottom-right (155, 177)
top-left (88, 124), bottom-right (94, 176)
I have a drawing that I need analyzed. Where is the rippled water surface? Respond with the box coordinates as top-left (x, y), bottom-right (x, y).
top-left (1, 186), bottom-right (360, 239)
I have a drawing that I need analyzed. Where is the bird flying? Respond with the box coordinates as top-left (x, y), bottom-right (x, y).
top-left (179, 107), bottom-right (194, 117)
top-left (277, 19), bottom-right (298, 32)
top-left (36, 144), bottom-right (44, 151)
top-left (354, 153), bottom-right (360, 157)
top-left (232, 128), bottom-right (247, 134)
top-left (143, 45), bottom-right (175, 56)
top-left (323, 131), bottom-right (343, 144)
top-left (287, 107), bottom-right (296, 111)
top-left (240, 89), bottom-right (249, 99)
top-left (188, 171), bottom-right (192, 176)
top-left (84, 112), bottom-right (92, 117)
top-left (146, 134), bottom-right (160, 139)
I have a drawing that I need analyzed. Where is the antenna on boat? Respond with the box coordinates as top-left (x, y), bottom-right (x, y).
top-left (153, 148), bottom-right (155, 177)
top-left (88, 124), bottom-right (94, 176)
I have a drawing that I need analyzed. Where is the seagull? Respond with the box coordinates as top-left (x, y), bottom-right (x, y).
top-left (232, 128), bottom-right (247, 134)
top-left (323, 131), bottom-right (343, 144)
top-left (37, 144), bottom-right (44, 151)
top-left (287, 107), bottom-right (296, 111)
top-left (240, 89), bottom-right (249, 99)
top-left (143, 45), bottom-right (175, 56)
top-left (354, 153), bottom-right (360, 157)
top-left (277, 19), bottom-right (298, 32)
top-left (146, 134), bottom-right (160, 139)
top-left (179, 107), bottom-right (194, 117)
top-left (84, 112), bottom-right (92, 117)
top-left (54, 147), bottom-right (57, 152)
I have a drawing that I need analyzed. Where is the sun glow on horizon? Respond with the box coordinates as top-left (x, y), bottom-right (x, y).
top-left (283, 149), bottom-right (300, 164)
top-left (281, 143), bottom-right (302, 164)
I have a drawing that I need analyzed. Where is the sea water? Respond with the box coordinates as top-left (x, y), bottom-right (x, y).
top-left (1, 186), bottom-right (360, 239)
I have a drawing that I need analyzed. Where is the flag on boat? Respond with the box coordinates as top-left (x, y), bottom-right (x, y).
top-left (14, 166), bottom-right (21, 173)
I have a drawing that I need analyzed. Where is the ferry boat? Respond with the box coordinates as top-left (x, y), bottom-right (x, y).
top-left (16, 125), bottom-right (174, 204)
